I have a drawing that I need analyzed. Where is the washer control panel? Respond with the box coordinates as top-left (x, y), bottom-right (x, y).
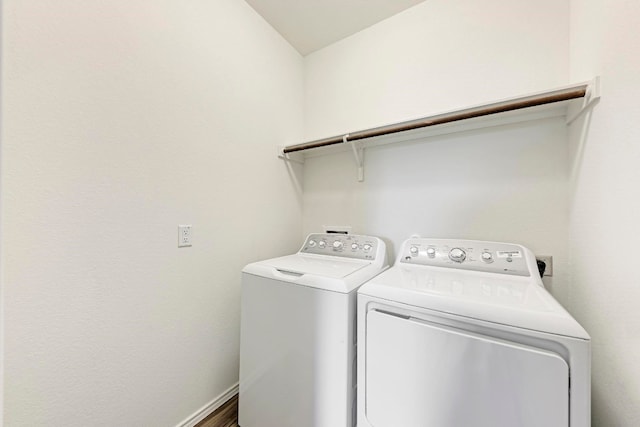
top-left (301, 233), bottom-right (380, 260)
top-left (400, 238), bottom-right (530, 277)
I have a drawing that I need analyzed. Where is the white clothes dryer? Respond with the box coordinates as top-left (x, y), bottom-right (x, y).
top-left (239, 233), bottom-right (388, 427)
top-left (357, 238), bottom-right (590, 427)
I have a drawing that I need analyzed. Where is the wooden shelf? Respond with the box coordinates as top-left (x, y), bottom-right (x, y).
top-left (279, 78), bottom-right (600, 161)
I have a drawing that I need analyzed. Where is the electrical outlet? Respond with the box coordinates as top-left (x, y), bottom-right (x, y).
top-left (536, 255), bottom-right (553, 277)
top-left (178, 225), bottom-right (192, 247)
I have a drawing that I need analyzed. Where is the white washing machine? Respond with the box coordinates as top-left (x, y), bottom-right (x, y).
top-left (239, 233), bottom-right (388, 427)
top-left (357, 238), bottom-right (590, 427)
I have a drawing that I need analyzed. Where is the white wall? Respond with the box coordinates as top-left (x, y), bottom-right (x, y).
top-left (0, 1), bottom-right (303, 426)
top-left (304, 0), bottom-right (569, 141)
top-left (302, 0), bottom-right (571, 300)
top-left (569, 0), bottom-right (640, 425)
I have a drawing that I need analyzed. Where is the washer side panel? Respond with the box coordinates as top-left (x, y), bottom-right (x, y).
top-left (239, 273), bottom-right (351, 427)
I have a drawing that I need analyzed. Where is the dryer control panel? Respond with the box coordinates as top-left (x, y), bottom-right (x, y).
top-left (301, 233), bottom-right (381, 261)
top-left (399, 238), bottom-right (531, 277)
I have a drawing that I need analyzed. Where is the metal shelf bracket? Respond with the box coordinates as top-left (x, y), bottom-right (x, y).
top-left (566, 76), bottom-right (601, 125)
top-left (346, 134), bottom-right (365, 182)
top-left (277, 145), bottom-right (305, 164)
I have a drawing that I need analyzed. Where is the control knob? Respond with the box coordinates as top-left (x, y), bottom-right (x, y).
top-left (351, 243), bottom-right (359, 250)
top-left (333, 241), bottom-right (343, 249)
top-left (318, 241), bottom-right (326, 248)
top-left (363, 244), bottom-right (372, 252)
top-left (481, 251), bottom-right (493, 263)
top-left (308, 240), bottom-right (316, 247)
top-left (449, 248), bottom-right (466, 263)
top-left (410, 246), bottom-right (419, 256)
top-left (426, 247), bottom-right (436, 258)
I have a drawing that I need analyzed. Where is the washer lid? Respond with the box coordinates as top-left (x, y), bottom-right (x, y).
top-left (263, 253), bottom-right (370, 278)
top-left (243, 253), bottom-right (384, 294)
top-left (359, 265), bottom-right (590, 339)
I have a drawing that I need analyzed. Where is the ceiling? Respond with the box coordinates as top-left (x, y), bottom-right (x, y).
top-left (244, 0), bottom-right (427, 56)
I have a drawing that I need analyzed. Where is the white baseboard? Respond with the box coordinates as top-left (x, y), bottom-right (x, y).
top-left (176, 382), bottom-right (239, 427)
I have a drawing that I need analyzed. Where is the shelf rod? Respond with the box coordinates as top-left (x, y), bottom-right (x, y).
top-left (283, 85), bottom-right (588, 154)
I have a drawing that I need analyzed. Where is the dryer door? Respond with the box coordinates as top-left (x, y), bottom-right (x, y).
top-left (365, 310), bottom-right (569, 427)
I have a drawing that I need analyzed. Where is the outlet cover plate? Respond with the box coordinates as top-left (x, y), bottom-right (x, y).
top-left (536, 255), bottom-right (553, 277)
top-left (178, 225), bottom-right (192, 247)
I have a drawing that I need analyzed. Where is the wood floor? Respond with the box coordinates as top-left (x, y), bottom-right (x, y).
top-left (195, 394), bottom-right (239, 427)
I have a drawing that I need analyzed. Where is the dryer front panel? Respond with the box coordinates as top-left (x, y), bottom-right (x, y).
top-left (365, 310), bottom-right (569, 427)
